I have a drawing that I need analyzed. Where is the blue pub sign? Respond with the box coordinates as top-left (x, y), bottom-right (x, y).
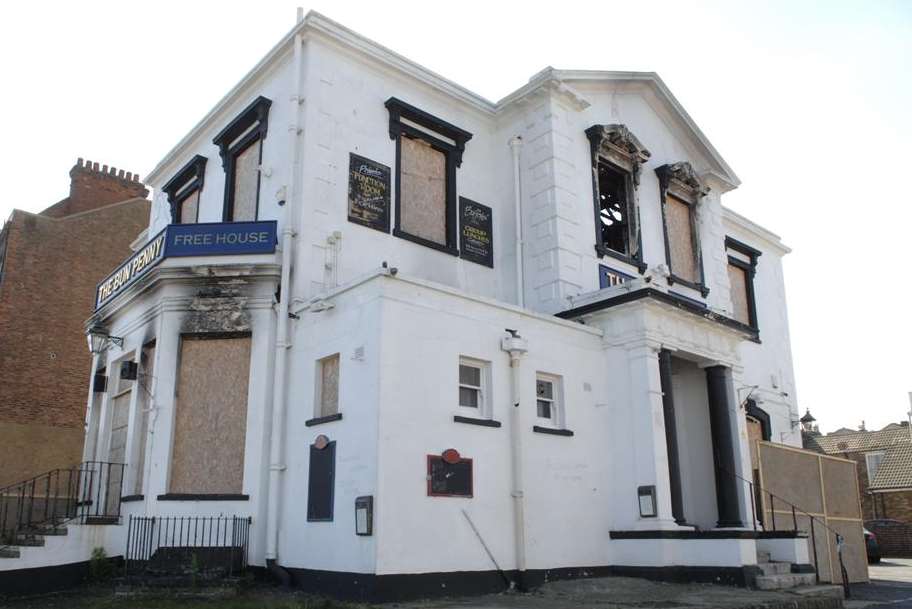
top-left (95, 221), bottom-right (277, 310)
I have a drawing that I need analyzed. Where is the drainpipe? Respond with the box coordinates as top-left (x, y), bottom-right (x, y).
top-left (265, 8), bottom-right (304, 570)
top-left (509, 137), bottom-right (524, 308)
top-left (501, 330), bottom-right (528, 588)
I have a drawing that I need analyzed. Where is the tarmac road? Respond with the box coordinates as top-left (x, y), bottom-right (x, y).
top-left (846, 558), bottom-right (912, 608)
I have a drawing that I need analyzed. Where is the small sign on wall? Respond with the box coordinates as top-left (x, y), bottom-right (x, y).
top-left (459, 197), bottom-right (493, 268)
top-left (348, 153), bottom-right (390, 233)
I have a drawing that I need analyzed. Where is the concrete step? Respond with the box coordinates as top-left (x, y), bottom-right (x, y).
top-left (0, 547), bottom-right (21, 558)
top-left (755, 572), bottom-right (818, 590)
top-left (12, 535), bottom-right (45, 547)
top-left (28, 526), bottom-right (67, 536)
top-left (758, 561), bottom-right (792, 576)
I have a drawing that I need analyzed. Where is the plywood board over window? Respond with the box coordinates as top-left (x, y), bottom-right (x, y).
top-left (666, 195), bottom-right (698, 284)
top-left (169, 334), bottom-right (251, 495)
top-left (180, 190), bottom-right (199, 224)
top-left (728, 264), bottom-right (751, 325)
top-left (400, 136), bottom-right (446, 245)
top-left (318, 354), bottom-right (340, 417)
top-left (232, 141), bottom-right (261, 222)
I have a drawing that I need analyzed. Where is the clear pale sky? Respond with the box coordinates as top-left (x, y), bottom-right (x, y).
top-left (1, 1), bottom-right (909, 433)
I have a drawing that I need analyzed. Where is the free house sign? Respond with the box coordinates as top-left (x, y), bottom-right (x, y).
top-left (95, 221), bottom-right (277, 310)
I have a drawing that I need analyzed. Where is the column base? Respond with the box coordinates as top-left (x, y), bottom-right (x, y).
top-left (716, 519), bottom-right (746, 528)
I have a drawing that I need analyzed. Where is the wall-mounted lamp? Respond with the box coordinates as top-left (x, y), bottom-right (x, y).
top-left (638, 485), bottom-right (657, 518)
top-left (86, 321), bottom-right (123, 354)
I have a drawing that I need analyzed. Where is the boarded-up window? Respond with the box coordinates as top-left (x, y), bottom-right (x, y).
top-left (170, 335), bottom-right (251, 494)
top-left (400, 136), bottom-right (446, 245)
top-left (307, 441), bottom-right (336, 521)
top-left (666, 195), bottom-right (698, 283)
top-left (728, 263), bottom-right (751, 325)
top-left (179, 190), bottom-right (199, 224)
top-left (317, 354), bottom-right (340, 417)
top-left (232, 140), bottom-right (261, 222)
top-left (108, 355), bottom-right (134, 465)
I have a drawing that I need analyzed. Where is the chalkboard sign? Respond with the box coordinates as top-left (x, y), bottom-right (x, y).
top-left (307, 440), bottom-right (336, 521)
top-left (427, 455), bottom-right (473, 497)
top-left (348, 153), bottom-right (390, 233)
top-left (459, 198), bottom-right (493, 267)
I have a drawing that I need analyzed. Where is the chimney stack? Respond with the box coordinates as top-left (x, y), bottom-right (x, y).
top-left (43, 158), bottom-right (149, 218)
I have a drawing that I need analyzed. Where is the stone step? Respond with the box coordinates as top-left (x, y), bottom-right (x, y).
top-left (0, 547), bottom-right (21, 558)
top-left (29, 526), bottom-right (67, 536)
top-left (755, 572), bottom-right (818, 590)
top-left (758, 561), bottom-right (792, 576)
top-left (12, 535), bottom-right (45, 547)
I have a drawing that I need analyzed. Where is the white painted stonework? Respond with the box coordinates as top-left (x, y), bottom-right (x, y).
top-left (4, 11), bottom-right (808, 594)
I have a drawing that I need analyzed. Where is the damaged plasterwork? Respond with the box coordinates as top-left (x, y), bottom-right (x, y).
top-left (180, 279), bottom-right (252, 334)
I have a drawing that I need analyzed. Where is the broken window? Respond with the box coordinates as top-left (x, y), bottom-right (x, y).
top-left (597, 161), bottom-right (630, 255)
top-left (536, 377), bottom-right (555, 420)
top-left (169, 334), bottom-right (251, 495)
top-left (316, 353), bottom-right (340, 418)
top-left (386, 97), bottom-right (472, 255)
top-left (725, 237), bottom-right (761, 330)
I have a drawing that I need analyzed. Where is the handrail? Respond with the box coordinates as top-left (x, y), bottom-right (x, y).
top-left (716, 464), bottom-right (850, 598)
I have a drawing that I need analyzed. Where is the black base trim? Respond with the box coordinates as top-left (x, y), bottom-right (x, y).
top-left (610, 529), bottom-right (807, 540)
top-left (120, 494), bottom-right (144, 503)
top-left (282, 562), bottom-right (766, 602)
top-left (532, 426), bottom-right (574, 437)
top-left (305, 413), bottom-right (343, 427)
top-left (454, 415), bottom-right (502, 428)
top-left (393, 228), bottom-right (459, 257)
top-left (156, 493), bottom-right (249, 501)
top-left (594, 245), bottom-right (648, 274)
top-left (791, 563), bottom-right (816, 574)
top-left (0, 556), bottom-right (122, 598)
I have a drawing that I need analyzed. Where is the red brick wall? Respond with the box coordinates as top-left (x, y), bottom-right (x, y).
top-left (41, 159), bottom-right (148, 219)
top-left (0, 175), bottom-right (149, 486)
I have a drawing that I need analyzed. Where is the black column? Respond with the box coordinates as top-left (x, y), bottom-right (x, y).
top-left (705, 365), bottom-right (744, 528)
top-left (658, 349), bottom-right (685, 525)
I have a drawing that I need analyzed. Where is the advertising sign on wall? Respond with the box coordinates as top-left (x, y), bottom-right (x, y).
top-left (347, 153), bottom-right (390, 233)
top-left (459, 197), bottom-right (493, 268)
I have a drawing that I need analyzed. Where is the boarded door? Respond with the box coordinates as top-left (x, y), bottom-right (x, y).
top-left (758, 442), bottom-right (868, 583)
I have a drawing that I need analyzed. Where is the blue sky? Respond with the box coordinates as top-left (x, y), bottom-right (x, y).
top-left (1, 1), bottom-right (909, 432)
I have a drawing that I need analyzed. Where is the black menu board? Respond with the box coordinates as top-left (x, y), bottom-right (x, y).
top-left (348, 153), bottom-right (390, 232)
top-left (459, 197), bottom-right (493, 268)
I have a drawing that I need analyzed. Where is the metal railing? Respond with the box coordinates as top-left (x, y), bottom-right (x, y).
top-left (0, 461), bottom-right (125, 550)
top-left (718, 465), bottom-right (850, 598)
top-left (124, 515), bottom-right (252, 582)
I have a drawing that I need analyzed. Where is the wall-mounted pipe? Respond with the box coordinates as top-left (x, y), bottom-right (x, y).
top-left (501, 330), bottom-right (528, 588)
top-left (265, 7), bottom-right (305, 564)
top-left (509, 137), bottom-right (524, 308)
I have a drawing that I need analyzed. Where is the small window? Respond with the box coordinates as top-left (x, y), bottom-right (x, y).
top-left (213, 96), bottom-right (272, 223)
top-left (163, 155), bottom-right (207, 225)
top-left (866, 451), bottom-right (885, 483)
top-left (725, 237), bottom-right (762, 331)
top-left (316, 354), bottom-right (340, 418)
top-left (458, 361), bottom-right (483, 409)
top-left (536, 374), bottom-right (563, 425)
top-left (386, 97), bottom-right (472, 256)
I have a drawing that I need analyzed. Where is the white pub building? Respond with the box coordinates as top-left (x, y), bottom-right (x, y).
top-left (14, 11), bottom-right (812, 600)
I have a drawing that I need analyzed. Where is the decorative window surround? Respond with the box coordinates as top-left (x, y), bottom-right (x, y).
top-left (386, 97), bottom-right (472, 256)
top-left (656, 162), bottom-right (710, 297)
top-left (585, 124), bottom-right (650, 273)
top-left (213, 96), bottom-right (272, 222)
top-left (163, 155), bottom-right (207, 224)
top-left (725, 236), bottom-right (762, 331)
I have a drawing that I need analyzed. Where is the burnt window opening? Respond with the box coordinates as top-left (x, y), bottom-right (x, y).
top-left (213, 96), bottom-right (272, 223)
top-left (597, 161), bottom-right (630, 255)
top-left (163, 155), bottom-right (207, 225)
top-left (386, 97), bottom-right (472, 256)
top-left (427, 455), bottom-right (473, 497)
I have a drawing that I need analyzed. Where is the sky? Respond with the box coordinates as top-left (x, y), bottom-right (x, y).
top-left (0, 1), bottom-right (909, 433)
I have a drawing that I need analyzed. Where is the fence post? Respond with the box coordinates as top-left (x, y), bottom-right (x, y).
top-left (810, 518), bottom-right (819, 584)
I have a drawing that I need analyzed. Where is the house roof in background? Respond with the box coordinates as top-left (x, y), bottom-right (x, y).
top-left (871, 443), bottom-right (912, 491)
top-left (804, 426), bottom-right (911, 455)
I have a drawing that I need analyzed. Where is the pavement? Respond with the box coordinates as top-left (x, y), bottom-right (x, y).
top-left (845, 558), bottom-right (912, 608)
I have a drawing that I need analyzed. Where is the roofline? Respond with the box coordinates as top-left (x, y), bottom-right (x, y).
top-left (146, 12), bottom-right (742, 192)
top-left (723, 206), bottom-right (791, 255)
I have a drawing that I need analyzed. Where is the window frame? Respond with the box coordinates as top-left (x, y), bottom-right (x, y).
top-left (725, 236), bottom-right (762, 332)
top-left (457, 356), bottom-right (494, 418)
top-left (585, 124), bottom-right (650, 273)
top-left (212, 96), bottom-right (272, 223)
top-left (656, 162), bottom-right (709, 297)
top-left (314, 353), bottom-right (341, 420)
top-left (535, 373), bottom-right (565, 429)
top-left (386, 97), bottom-right (472, 256)
top-left (162, 155), bottom-right (207, 224)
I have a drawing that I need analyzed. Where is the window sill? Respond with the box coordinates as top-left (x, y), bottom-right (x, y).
top-left (532, 426), bottom-right (574, 437)
top-left (305, 413), bottom-right (343, 427)
top-left (454, 415), bottom-right (502, 428)
top-left (156, 493), bottom-right (249, 501)
top-left (594, 245), bottom-right (647, 274)
top-left (668, 274), bottom-right (710, 297)
top-left (121, 494), bottom-right (144, 503)
top-left (393, 228), bottom-right (459, 257)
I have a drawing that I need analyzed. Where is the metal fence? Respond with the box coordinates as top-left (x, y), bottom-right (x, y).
top-left (124, 515), bottom-right (252, 581)
top-left (0, 461), bottom-right (125, 548)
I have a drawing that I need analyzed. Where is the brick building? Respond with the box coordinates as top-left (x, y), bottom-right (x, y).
top-left (0, 159), bottom-right (149, 487)
top-left (802, 411), bottom-right (912, 522)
